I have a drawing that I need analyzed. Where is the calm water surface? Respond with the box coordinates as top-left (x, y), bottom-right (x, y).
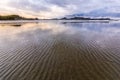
top-left (0, 20), bottom-right (120, 80)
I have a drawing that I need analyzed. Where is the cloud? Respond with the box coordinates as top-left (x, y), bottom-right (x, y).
top-left (0, 0), bottom-right (120, 18)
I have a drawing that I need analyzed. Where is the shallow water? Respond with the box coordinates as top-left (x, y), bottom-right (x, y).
top-left (0, 20), bottom-right (120, 80)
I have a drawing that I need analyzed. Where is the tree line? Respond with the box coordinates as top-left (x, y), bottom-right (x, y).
top-left (0, 15), bottom-right (38, 20)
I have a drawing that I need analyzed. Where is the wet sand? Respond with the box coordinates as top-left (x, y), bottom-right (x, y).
top-left (0, 21), bottom-right (120, 80)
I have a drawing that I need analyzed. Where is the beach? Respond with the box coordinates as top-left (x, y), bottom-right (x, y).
top-left (0, 20), bottom-right (120, 80)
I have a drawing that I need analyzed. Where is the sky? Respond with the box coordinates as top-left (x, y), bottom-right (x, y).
top-left (0, 0), bottom-right (120, 19)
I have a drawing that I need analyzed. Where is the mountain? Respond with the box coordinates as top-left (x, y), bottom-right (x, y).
top-left (67, 12), bottom-right (120, 18)
top-left (67, 8), bottom-right (120, 18)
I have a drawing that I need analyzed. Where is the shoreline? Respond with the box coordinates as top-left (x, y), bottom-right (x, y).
top-left (0, 19), bottom-right (118, 24)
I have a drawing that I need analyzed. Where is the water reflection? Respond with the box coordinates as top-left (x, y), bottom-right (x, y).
top-left (0, 23), bottom-right (23, 27)
top-left (0, 21), bottom-right (120, 80)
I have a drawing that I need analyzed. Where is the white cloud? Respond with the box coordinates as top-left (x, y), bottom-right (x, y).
top-left (0, 0), bottom-right (120, 18)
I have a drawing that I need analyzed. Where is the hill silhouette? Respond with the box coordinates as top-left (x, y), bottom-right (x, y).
top-left (0, 15), bottom-right (38, 20)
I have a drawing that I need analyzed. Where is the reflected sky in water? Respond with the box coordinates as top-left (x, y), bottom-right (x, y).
top-left (0, 21), bottom-right (120, 50)
top-left (0, 21), bottom-right (120, 80)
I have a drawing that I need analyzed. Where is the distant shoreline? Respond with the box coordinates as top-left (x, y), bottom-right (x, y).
top-left (0, 15), bottom-right (38, 20)
top-left (0, 19), bottom-right (118, 24)
top-left (0, 14), bottom-right (116, 21)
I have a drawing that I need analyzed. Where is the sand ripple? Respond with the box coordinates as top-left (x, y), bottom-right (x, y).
top-left (0, 22), bottom-right (120, 80)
